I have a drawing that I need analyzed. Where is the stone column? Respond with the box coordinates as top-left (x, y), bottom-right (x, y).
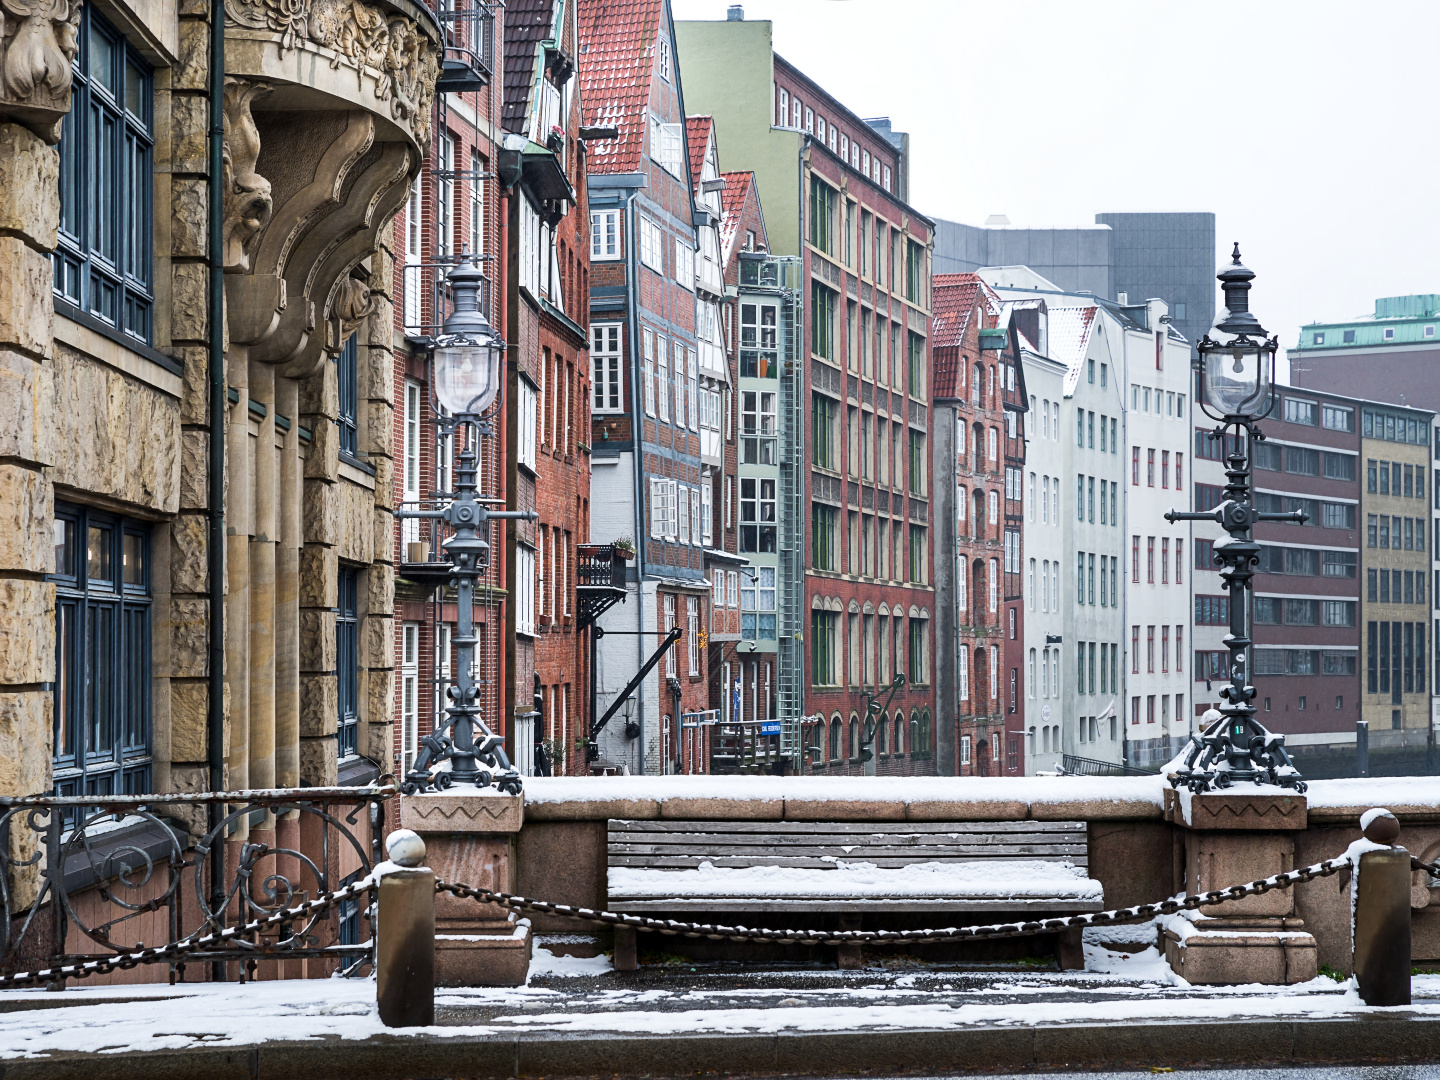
top-left (0, 123), bottom-right (59, 848)
top-left (400, 793), bottom-right (532, 986)
top-left (1163, 789), bottom-right (1318, 985)
top-left (249, 360), bottom-right (277, 804)
top-left (275, 377), bottom-right (301, 790)
top-left (227, 346), bottom-right (252, 802)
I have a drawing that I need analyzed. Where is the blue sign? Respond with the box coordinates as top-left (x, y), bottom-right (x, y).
top-left (760, 721), bottom-right (780, 736)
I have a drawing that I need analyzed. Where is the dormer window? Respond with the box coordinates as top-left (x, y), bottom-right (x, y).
top-left (1313, 332), bottom-right (1324, 345)
top-left (1384, 327), bottom-right (1395, 340)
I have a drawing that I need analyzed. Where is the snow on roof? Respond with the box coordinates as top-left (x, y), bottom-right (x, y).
top-left (1046, 304), bottom-right (1098, 369)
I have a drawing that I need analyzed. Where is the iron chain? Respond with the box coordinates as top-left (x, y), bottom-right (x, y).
top-left (1416, 856), bottom-right (1440, 879)
top-left (436, 855), bottom-right (1352, 948)
top-left (0, 874), bottom-right (377, 988)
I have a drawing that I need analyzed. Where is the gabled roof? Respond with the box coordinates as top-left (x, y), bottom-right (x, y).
top-left (719, 170), bottom-right (762, 265)
top-left (686, 115), bottom-right (711, 185)
top-left (577, 0), bottom-right (664, 173)
top-left (1046, 305), bottom-right (1098, 368)
top-left (502, 0), bottom-right (556, 136)
top-left (931, 272), bottom-right (1001, 350)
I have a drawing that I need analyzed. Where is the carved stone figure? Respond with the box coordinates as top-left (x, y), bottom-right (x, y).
top-left (0, 0), bottom-right (81, 142)
top-left (223, 0), bottom-right (439, 150)
top-left (222, 78), bottom-right (274, 273)
top-left (331, 272), bottom-right (375, 345)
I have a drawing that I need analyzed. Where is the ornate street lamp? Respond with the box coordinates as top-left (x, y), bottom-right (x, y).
top-left (402, 254), bottom-right (532, 795)
top-left (1165, 245), bottom-right (1307, 793)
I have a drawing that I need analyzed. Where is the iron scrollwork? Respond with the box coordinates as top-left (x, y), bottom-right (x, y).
top-left (0, 784), bottom-right (394, 983)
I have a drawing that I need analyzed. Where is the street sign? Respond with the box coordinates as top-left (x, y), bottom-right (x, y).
top-left (760, 721), bottom-right (780, 736)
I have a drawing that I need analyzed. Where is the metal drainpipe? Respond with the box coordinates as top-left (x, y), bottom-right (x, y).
top-left (206, 0), bottom-right (227, 974)
top-left (623, 188), bottom-right (645, 776)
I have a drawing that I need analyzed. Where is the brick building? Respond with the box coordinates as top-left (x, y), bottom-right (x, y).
top-left (581, 0), bottom-right (712, 773)
top-left (499, 0), bottom-right (592, 776)
top-left (677, 13), bottom-right (938, 778)
top-left (390, 8), bottom-right (512, 780)
top-left (931, 274), bottom-right (1028, 776)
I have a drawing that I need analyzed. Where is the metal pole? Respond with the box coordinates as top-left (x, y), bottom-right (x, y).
top-left (206, 0), bottom-right (228, 982)
top-left (1357, 719), bottom-right (1370, 778)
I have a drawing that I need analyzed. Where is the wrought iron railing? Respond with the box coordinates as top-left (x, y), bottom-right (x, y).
top-left (577, 544), bottom-right (627, 590)
top-left (0, 784), bottom-right (395, 985)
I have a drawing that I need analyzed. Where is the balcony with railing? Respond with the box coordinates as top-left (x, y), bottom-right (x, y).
top-left (577, 544), bottom-right (630, 628)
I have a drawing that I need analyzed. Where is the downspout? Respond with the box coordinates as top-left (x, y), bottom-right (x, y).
top-left (623, 188), bottom-right (645, 775)
top-left (206, 0), bottom-right (227, 957)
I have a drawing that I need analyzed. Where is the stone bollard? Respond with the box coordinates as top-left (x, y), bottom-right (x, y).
top-left (1353, 808), bottom-right (1411, 1007)
top-left (376, 829), bottom-right (436, 1027)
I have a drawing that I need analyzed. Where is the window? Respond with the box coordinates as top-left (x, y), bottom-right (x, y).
top-left (51, 506), bottom-right (152, 796)
top-left (55, 7), bottom-right (156, 341)
top-left (590, 208), bottom-right (620, 260)
top-left (515, 547), bottom-right (536, 635)
top-left (400, 622), bottom-right (419, 775)
top-left (1323, 452), bottom-right (1356, 481)
top-left (741, 390), bottom-right (778, 465)
top-left (740, 300), bottom-right (779, 378)
top-left (674, 239), bottom-right (695, 289)
top-left (639, 215), bottom-right (665, 272)
top-left (907, 332), bottom-right (926, 398)
top-left (517, 378), bottom-right (537, 469)
top-left (656, 336), bottom-right (671, 422)
top-left (1284, 397), bottom-right (1317, 425)
top-left (811, 282), bottom-right (836, 359)
top-left (436, 131), bottom-right (455, 260)
top-left (811, 610), bottom-right (837, 685)
top-left (812, 394), bottom-right (837, 469)
top-left (658, 35), bottom-right (672, 81)
top-left (1322, 404), bottom-right (1354, 432)
top-left (337, 567), bottom-right (359, 758)
top-left (332, 333), bottom-right (359, 457)
top-left (809, 178), bottom-right (836, 254)
top-left (591, 323), bottom-right (622, 413)
top-left (812, 505), bottom-right (837, 570)
top-left (664, 595), bottom-right (677, 678)
top-left (778, 87), bottom-right (789, 126)
top-left (469, 148), bottom-right (485, 260)
top-left (687, 597), bottom-right (700, 675)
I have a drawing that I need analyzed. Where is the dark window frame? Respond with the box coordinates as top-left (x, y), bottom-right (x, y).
top-left (54, 5), bottom-right (155, 344)
top-left (337, 334), bottom-right (359, 456)
top-left (50, 502), bottom-right (153, 798)
top-left (337, 566), bottom-right (360, 758)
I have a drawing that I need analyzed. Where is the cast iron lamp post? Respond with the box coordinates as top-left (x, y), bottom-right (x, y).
top-left (402, 254), bottom-right (534, 795)
top-left (1164, 245), bottom-right (1308, 793)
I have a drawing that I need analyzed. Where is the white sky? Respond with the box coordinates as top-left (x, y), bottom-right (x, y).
top-left (670, 0), bottom-right (1440, 369)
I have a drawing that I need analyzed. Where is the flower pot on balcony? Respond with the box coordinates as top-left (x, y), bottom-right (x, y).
top-left (407, 541), bottom-right (430, 563)
top-left (615, 549), bottom-right (635, 561)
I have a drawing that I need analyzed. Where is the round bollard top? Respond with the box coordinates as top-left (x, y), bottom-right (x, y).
top-left (385, 829), bottom-right (427, 868)
top-left (1360, 807), bottom-right (1400, 845)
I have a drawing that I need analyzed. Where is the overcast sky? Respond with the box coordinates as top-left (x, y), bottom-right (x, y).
top-left (671, 0), bottom-right (1440, 374)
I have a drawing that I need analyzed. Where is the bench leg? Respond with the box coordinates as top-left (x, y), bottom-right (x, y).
top-left (1054, 925), bottom-right (1084, 971)
top-left (837, 914), bottom-right (863, 970)
top-left (613, 926), bottom-right (637, 971)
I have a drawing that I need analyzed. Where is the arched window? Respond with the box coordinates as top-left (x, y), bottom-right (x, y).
top-left (971, 363), bottom-right (982, 407)
top-left (1027, 725), bottom-right (1036, 754)
top-left (918, 710), bottom-right (933, 756)
top-left (848, 714), bottom-right (860, 759)
top-left (1028, 648), bottom-right (1036, 696)
top-left (893, 711), bottom-right (906, 756)
top-left (829, 717), bottom-right (841, 761)
top-left (971, 422), bottom-right (984, 472)
top-left (972, 489), bottom-right (986, 539)
top-left (877, 711), bottom-right (889, 754)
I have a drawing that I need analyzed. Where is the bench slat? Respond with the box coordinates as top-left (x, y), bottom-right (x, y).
top-left (607, 833), bottom-right (1083, 848)
top-left (608, 845), bottom-right (1089, 860)
top-left (609, 820), bottom-right (1086, 835)
top-left (609, 855), bottom-right (1089, 870)
top-left (605, 898), bottom-right (1105, 913)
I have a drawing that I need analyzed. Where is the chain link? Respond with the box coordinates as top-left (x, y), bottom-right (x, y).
top-left (1416, 856), bottom-right (1440, 879)
top-left (0, 874), bottom-right (377, 988)
top-left (436, 856), bottom-right (1351, 947)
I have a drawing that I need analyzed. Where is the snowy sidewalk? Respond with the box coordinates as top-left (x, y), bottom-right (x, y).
top-left (1, 941), bottom-right (1438, 1077)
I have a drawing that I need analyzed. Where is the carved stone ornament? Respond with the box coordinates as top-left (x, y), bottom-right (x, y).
top-left (222, 78), bottom-right (274, 273)
top-left (0, 0), bottom-right (81, 143)
top-left (331, 272), bottom-right (376, 345)
top-left (224, 0), bottom-right (439, 149)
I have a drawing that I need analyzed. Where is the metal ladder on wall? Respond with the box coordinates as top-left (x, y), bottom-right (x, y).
top-left (773, 257), bottom-right (807, 767)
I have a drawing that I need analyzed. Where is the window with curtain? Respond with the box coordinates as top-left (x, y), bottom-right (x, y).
top-left (55, 6), bottom-right (155, 343)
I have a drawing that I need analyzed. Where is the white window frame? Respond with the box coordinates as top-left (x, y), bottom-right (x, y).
top-left (404, 174), bottom-right (422, 330)
top-left (515, 546), bottom-right (536, 636)
top-left (678, 483), bottom-right (691, 545)
top-left (401, 621), bottom-right (419, 774)
top-left (658, 36), bottom-right (672, 81)
top-left (664, 595), bottom-right (678, 678)
top-left (700, 480), bottom-right (712, 546)
top-left (591, 322), bottom-right (622, 414)
top-left (687, 347), bottom-right (699, 432)
top-left (469, 149), bottom-right (484, 259)
top-left (590, 208), bottom-right (620, 260)
top-left (690, 486), bottom-right (702, 546)
top-left (639, 215), bottom-right (664, 273)
top-left (687, 596), bottom-right (700, 675)
top-left (642, 328), bottom-right (656, 417)
top-left (517, 378), bottom-right (537, 470)
top-left (674, 239), bottom-right (695, 290)
top-left (402, 379), bottom-right (421, 544)
top-left (656, 336), bottom-right (671, 422)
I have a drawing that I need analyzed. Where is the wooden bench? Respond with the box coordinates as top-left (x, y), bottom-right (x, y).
top-left (605, 819), bottom-right (1101, 970)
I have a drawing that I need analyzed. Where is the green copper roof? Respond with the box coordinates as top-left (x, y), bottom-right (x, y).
top-left (1296, 294), bottom-right (1440, 349)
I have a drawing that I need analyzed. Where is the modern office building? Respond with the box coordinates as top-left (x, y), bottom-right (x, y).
top-left (1289, 295), bottom-right (1440, 414)
top-left (934, 212), bottom-right (1216, 355)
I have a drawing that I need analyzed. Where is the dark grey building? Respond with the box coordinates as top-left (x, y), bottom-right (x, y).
top-left (933, 211), bottom-right (1215, 353)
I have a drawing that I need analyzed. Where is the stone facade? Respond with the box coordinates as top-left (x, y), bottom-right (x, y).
top-left (0, 0), bottom-right (432, 921)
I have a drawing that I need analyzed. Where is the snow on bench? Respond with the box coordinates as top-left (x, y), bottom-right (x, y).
top-left (605, 819), bottom-right (1103, 912)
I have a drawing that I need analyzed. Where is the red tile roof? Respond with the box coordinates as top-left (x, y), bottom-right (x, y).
top-left (685, 115), bottom-right (712, 185)
top-left (577, 0), bottom-right (663, 174)
top-left (718, 169), bottom-right (757, 263)
top-left (931, 273), bottom-right (1000, 349)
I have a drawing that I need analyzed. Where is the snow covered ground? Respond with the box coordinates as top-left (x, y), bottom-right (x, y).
top-left (0, 942), bottom-right (1436, 1061)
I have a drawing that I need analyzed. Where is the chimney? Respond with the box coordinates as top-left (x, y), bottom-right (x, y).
top-left (727, 4), bottom-right (744, 19)
top-left (1116, 291), bottom-right (1128, 305)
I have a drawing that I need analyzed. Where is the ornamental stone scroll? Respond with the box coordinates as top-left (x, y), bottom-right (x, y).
top-left (0, 0), bottom-right (82, 142)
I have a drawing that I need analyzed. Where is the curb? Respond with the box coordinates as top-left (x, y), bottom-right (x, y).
top-left (4, 1015), bottom-right (1440, 1079)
